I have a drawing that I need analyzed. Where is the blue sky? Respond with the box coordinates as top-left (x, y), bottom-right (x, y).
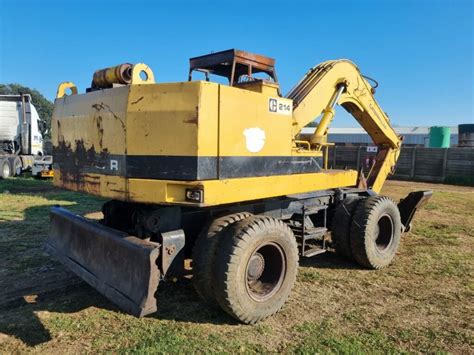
top-left (0, 0), bottom-right (472, 127)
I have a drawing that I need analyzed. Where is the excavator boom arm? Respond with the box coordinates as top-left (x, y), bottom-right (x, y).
top-left (287, 60), bottom-right (402, 193)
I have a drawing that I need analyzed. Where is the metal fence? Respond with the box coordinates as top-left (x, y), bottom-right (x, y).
top-left (326, 146), bottom-right (474, 185)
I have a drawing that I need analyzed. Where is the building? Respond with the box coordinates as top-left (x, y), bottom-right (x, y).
top-left (300, 126), bottom-right (459, 147)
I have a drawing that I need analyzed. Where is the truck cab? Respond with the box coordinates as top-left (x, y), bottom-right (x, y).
top-left (0, 94), bottom-right (51, 178)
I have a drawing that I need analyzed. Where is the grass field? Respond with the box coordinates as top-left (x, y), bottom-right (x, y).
top-left (0, 177), bottom-right (472, 353)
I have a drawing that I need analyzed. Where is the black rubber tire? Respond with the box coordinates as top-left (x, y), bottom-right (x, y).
top-left (192, 212), bottom-right (252, 305)
top-left (331, 196), bottom-right (363, 259)
top-left (350, 196), bottom-right (402, 269)
top-left (214, 215), bottom-right (299, 324)
top-left (0, 159), bottom-right (11, 179)
top-left (9, 156), bottom-right (22, 176)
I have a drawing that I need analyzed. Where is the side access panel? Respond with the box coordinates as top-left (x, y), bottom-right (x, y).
top-left (126, 82), bottom-right (219, 181)
top-left (52, 86), bottom-right (129, 198)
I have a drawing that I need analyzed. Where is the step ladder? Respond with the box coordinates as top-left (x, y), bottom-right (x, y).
top-left (289, 205), bottom-right (328, 257)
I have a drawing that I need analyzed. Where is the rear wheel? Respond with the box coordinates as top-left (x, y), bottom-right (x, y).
top-left (350, 196), bottom-right (402, 269)
top-left (331, 196), bottom-right (362, 259)
top-left (192, 212), bottom-right (252, 305)
top-left (214, 215), bottom-right (298, 324)
top-left (9, 157), bottom-right (22, 176)
top-left (0, 159), bottom-right (11, 179)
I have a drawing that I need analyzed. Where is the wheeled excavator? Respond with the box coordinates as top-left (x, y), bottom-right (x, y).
top-left (47, 49), bottom-right (431, 324)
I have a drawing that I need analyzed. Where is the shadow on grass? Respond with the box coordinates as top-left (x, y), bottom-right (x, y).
top-left (0, 284), bottom-right (121, 346)
top-left (0, 177), bottom-right (363, 347)
top-left (0, 279), bottom-right (237, 347)
top-left (0, 177), bottom-right (106, 346)
top-left (299, 251), bottom-right (362, 270)
top-left (152, 280), bottom-right (239, 325)
top-left (0, 178), bottom-right (238, 347)
top-left (0, 252), bottom-right (357, 347)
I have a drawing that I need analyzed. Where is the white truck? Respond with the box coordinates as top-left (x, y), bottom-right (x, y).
top-left (0, 94), bottom-right (53, 178)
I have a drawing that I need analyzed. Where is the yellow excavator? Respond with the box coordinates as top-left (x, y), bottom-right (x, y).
top-left (47, 49), bottom-right (431, 324)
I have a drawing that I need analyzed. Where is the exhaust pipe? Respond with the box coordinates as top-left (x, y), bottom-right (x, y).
top-left (92, 63), bottom-right (133, 89)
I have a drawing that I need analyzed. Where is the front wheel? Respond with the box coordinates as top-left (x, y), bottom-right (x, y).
top-left (214, 215), bottom-right (298, 324)
top-left (0, 159), bottom-right (11, 179)
top-left (350, 196), bottom-right (402, 269)
top-left (192, 212), bottom-right (252, 305)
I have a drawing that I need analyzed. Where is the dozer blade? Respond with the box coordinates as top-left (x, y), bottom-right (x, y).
top-left (398, 190), bottom-right (433, 232)
top-left (45, 206), bottom-right (160, 317)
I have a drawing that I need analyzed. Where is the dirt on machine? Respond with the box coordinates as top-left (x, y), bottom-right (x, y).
top-left (46, 49), bottom-right (432, 323)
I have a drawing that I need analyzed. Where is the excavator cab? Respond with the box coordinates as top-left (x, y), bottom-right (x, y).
top-left (188, 49), bottom-right (279, 88)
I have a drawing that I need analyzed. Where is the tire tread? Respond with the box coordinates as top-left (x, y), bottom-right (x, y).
top-left (331, 196), bottom-right (363, 259)
top-left (192, 212), bottom-right (252, 305)
top-left (214, 215), bottom-right (298, 324)
top-left (350, 196), bottom-right (401, 269)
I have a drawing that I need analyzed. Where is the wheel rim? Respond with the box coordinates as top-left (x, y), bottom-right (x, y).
top-left (2, 163), bottom-right (9, 177)
top-left (375, 213), bottom-right (394, 252)
top-left (245, 242), bottom-right (286, 302)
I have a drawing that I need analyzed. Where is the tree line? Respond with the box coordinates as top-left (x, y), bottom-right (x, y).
top-left (0, 83), bottom-right (53, 139)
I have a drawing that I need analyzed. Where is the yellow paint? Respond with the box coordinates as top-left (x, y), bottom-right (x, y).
top-left (131, 63), bottom-right (155, 85)
top-left (52, 86), bottom-right (129, 156)
top-left (288, 59), bottom-right (402, 192)
top-left (127, 82), bottom-right (218, 156)
top-left (56, 82), bottom-right (78, 99)
top-left (219, 84), bottom-right (294, 157)
top-left (40, 170), bottom-right (54, 178)
top-left (53, 170), bottom-right (127, 200)
top-left (52, 57), bottom-right (402, 205)
top-left (128, 170), bottom-right (358, 206)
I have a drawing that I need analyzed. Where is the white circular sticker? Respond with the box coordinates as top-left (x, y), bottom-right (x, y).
top-left (243, 127), bottom-right (266, 153)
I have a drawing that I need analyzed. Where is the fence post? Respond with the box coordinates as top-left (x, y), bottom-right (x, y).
top-left (410, 147), bottom-right (417, 179)
top-left (442, 148), bottom-right (449, 182)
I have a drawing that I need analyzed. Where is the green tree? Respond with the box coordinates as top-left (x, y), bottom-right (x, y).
top-left (0, 83), bottom-right (53, 139)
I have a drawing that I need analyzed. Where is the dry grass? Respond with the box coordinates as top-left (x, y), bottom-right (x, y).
top-left (0, 178), bottom-right (472, 353)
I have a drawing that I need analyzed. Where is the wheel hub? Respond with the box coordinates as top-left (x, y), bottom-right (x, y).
top-left (245, 242), bottom-right (286, 302)
top-left (375, 213), bottom-right (394, 252)
top-left (247, 253), bottom-right (265, 281)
